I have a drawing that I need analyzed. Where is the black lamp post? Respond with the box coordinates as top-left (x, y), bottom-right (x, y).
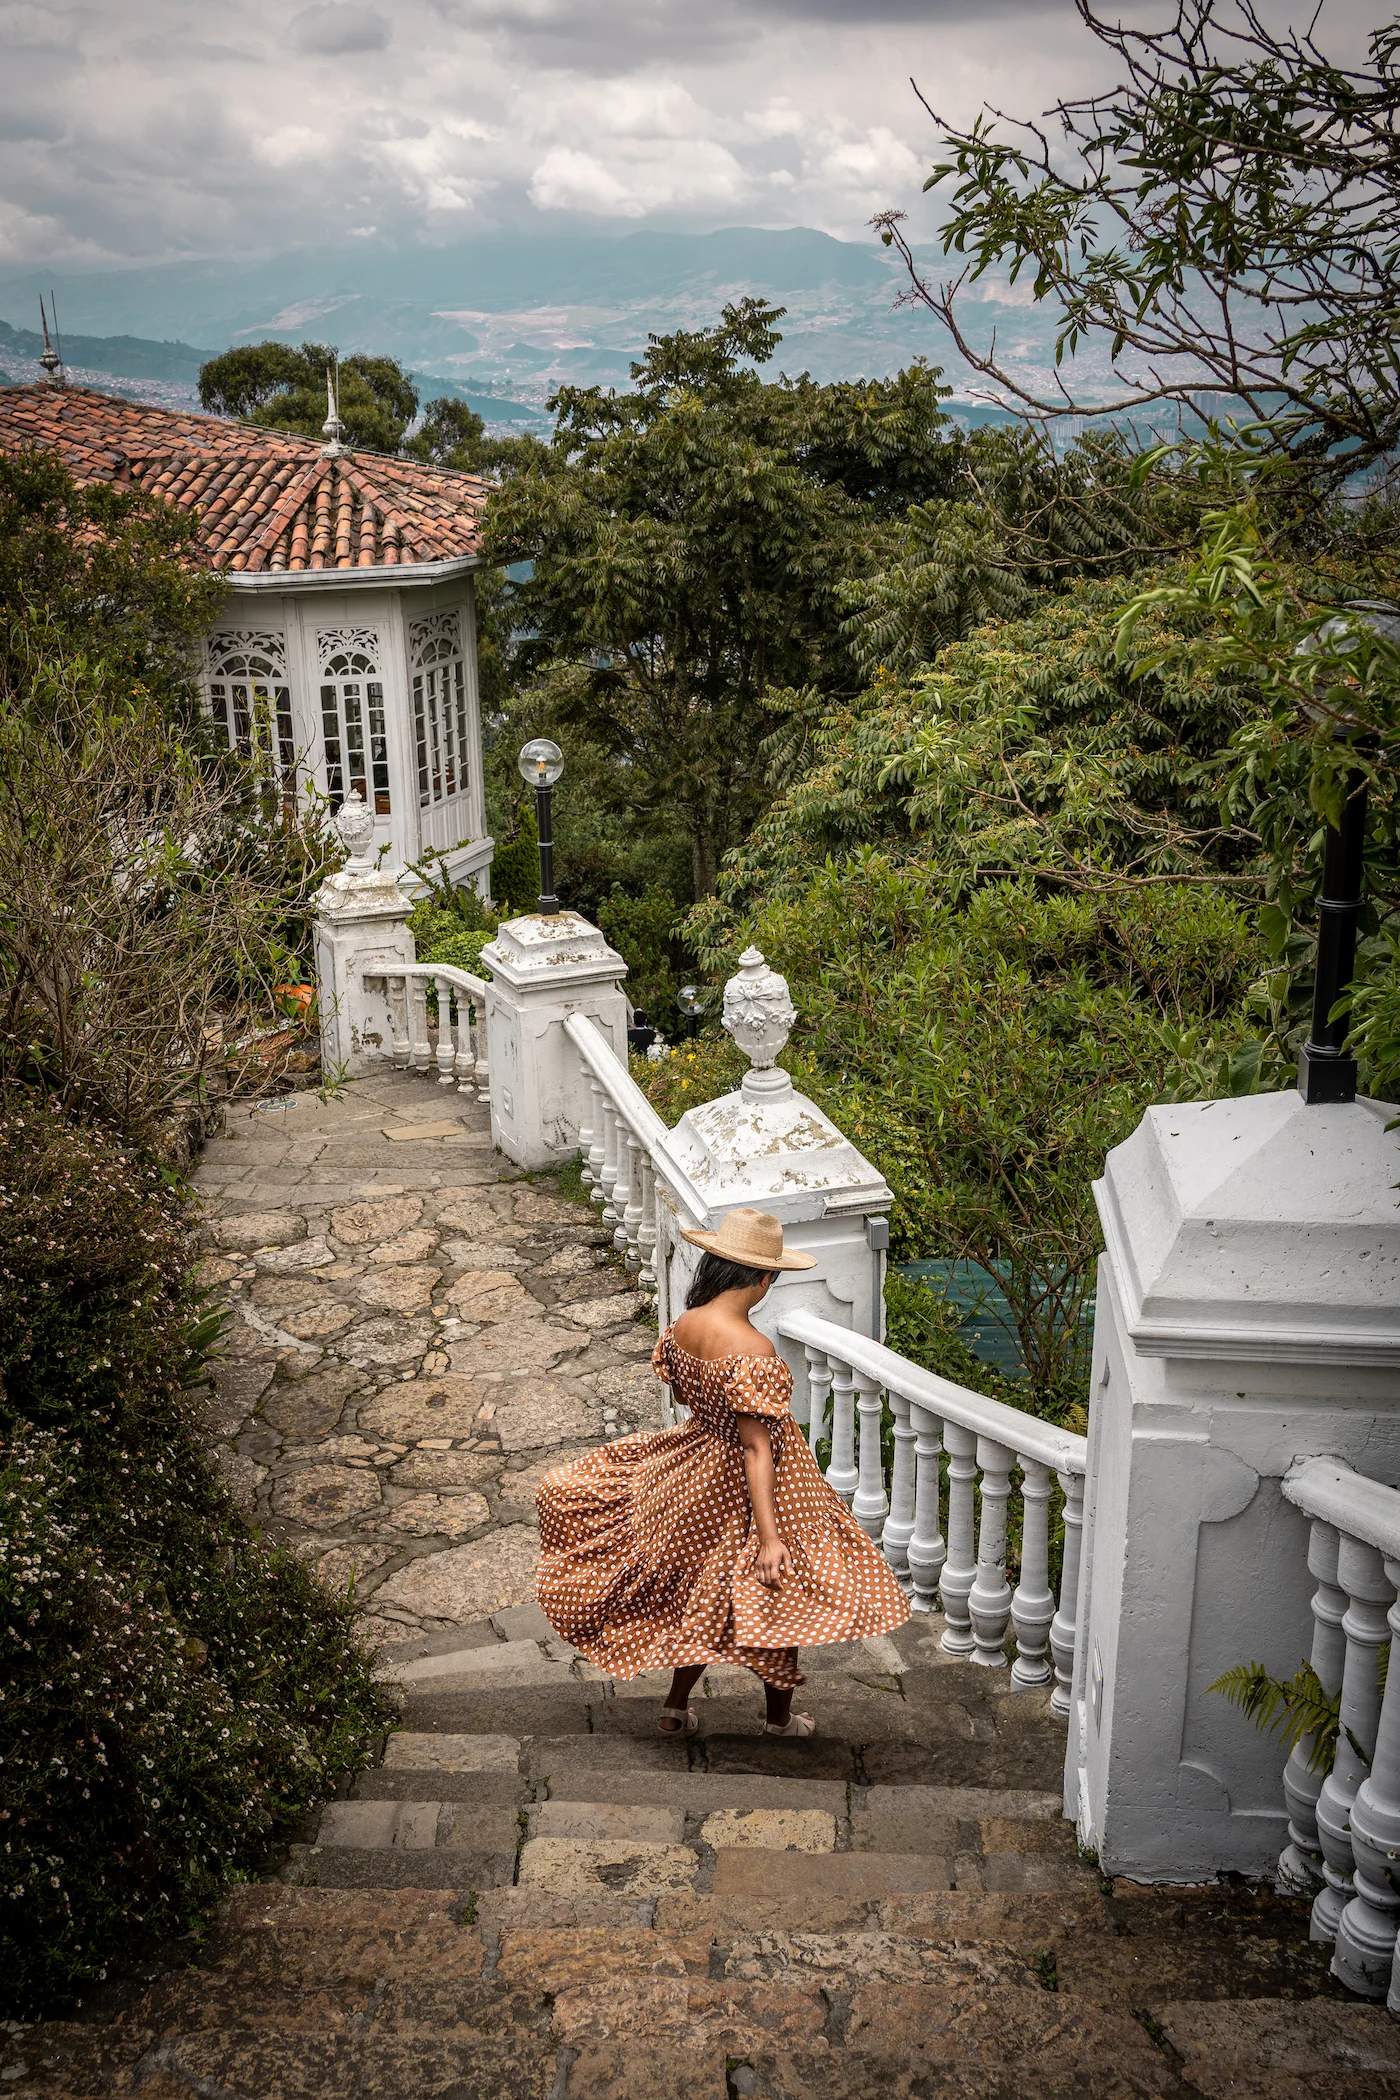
top-left (517, 738), bottom-right (563, 915)
top-left (678, 984), bottom-right (703, 1040)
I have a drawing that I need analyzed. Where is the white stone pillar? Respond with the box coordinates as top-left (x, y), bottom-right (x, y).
top-left (313, 792), bottom-right (417, 1076)
top-left (656, 948), bottom-right (892, 1406)
top-left (478, 912), bottom-right (629, 1169)
top-left (1068, 1090), bottom-right (1400, 1882)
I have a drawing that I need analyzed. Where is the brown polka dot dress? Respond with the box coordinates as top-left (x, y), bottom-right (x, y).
top-left (535, 1325), bottom-right (910, 1687)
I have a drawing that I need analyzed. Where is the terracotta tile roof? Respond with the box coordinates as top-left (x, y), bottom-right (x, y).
top-left (0, 384), bottom-right (489, 574)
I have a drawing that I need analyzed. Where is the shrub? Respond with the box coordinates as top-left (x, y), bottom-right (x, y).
top-left (0, 1097), bottom-right (393, 2017)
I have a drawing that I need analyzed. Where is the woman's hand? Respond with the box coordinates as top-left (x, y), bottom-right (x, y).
top-left (754, 1538), bottom-right (792, 1591)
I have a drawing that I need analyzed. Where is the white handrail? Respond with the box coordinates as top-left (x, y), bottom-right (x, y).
top-left (776, 1306), bottom-right (1088, 1712)
top-left (562, 1009), bottom-right (709, 1330)
top-left (775, 1309), bottom-right (1088, 1475)
top-left (1284, 1456), bottom-right (1400, 1558)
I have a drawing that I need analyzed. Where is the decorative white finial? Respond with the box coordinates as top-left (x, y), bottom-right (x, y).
top-left (333, 788), bottom-right (376, 867)
top-left (321, 363), bottom-right (349, 456)
top-left (722, 947), bottom-right (796, 1100)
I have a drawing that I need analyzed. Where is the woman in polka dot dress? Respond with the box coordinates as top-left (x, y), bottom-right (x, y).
top-left (536, 1207), bottom-right (909, 1736)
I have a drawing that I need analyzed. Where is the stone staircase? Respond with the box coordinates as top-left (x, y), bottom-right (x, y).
top-left (13, 1612), bottom-right (1400, 2098)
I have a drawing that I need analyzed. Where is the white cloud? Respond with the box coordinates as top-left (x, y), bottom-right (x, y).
top-left (290, 3), bottom-right (392, 55)
top-left (254, 126), bottom-right (332, 169)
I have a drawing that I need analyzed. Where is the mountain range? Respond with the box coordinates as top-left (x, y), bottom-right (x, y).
top-left (0, 225), bottom-right (1062, 413)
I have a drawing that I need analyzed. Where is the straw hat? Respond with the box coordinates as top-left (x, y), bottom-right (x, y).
top-left (679, 1207), bottom-right (817, 1272)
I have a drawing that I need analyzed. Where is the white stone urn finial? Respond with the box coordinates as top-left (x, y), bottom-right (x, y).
top-left (722, 946), bottom-right (796, 1100)
top-left (333, 788), bottom-right (376, 870)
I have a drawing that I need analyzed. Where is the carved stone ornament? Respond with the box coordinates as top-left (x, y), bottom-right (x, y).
top-left (334, 789), bottom-right (377, 866)
top-left (722, 947), bottom-right (797, 1098)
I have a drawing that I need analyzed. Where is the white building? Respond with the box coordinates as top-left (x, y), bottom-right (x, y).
top-left (0, 382), bottom-right (494, 892)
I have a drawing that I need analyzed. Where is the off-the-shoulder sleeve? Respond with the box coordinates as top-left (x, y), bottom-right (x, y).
top-left (725, 1353), bottom-right (792, 1421)
top-left (651, 1331), bottom-right (673, 1384)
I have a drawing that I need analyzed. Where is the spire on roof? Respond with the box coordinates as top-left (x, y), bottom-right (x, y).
top-left (38, 296), bottom-right (64, 386)
top-left (321, 361), bottom-right (350, 457)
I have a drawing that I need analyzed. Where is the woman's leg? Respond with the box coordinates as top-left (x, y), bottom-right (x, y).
top-left (659, 1662), bottom-right (707, 1729)
top-left (755, 1652), bottom-right (808, 1729)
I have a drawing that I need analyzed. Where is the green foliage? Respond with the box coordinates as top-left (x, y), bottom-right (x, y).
top-left (491, 802), bottom-right (541, 916)
top-left (485, 299), bottom-right (963, 896)
top-left (0, 451), bottom-right (225, 729)
top-left (0, 1098), bottom-right (392, 2016)
top-left (404, 396), bottom-right (548, 480)
top-left (597, 884), bottom-right (687, 1033)
top-left (198, 341), bottom-right (419, 455)
top-left (1207, 1661), bottom-right (1344, 1776)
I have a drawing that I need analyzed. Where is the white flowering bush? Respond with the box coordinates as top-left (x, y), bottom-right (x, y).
top-left (0, 1096), bottom-right (394, 2016)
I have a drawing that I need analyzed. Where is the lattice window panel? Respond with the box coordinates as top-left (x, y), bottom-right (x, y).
top-left (408, 612), bottom-right (470, 811)
top-left (205, 630), bottom-right (297, 789)
top-left (317, 628), bottom-right (390, 815)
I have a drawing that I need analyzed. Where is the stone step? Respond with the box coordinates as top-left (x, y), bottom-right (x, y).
top-left (374, 1636), bottom-right (576, 1693)
top-left (283, 1844), bottom-right (516, 1891)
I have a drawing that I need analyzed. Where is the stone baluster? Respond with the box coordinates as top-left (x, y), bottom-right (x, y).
top-left (599, 1103), bottom-right (622, 1227)
top-left (1338, 1550), bottom-right (1400, 1996)
top-left (851, 1373), bottom-right (889, 1542)
top-left (882, 1386), bottom-right (917, 1589)
top-left (472, 1002), bottom-right (489, 1101)
top-left (1049, 1468), bottom-right (1085, 1718)
top-left (1010, 1456), bottom-right (1054, 1689)
top-left (805, 1347), bottom-right (833, 1457)
top-left (433, 975), bottom-right (456, 1084)
top-left (611, 1126), bottom-right (633, 1252)
top-left (620, 1134), bottom-right (644, 1268)
top-left (387, 975), bottom-right (410, 1066)
top-left (939, 1421), bottom-right (979, 1655)
top-left (637, 1154), bottom-right (658, 1291)
top-left (968, 1435), bottom-right (1014, 1667)
top-left (578, 1079), bottom-right (596, 1188)
top-left (1278, 1521), bottom-right (1346, 1898)
top-left (906, 1401), bottom-right (946, 1614)
top-left (825, 1357), bottom-right (858, 1503)
top-left (452, 991), bottom-right (475, 1091)
top-left (410, 977), bottom-right (432, 1069)
top-left (1313, 1535), bottom-right (1394, 1945)
top-left (586, 1081), bottom-right (608, 1198)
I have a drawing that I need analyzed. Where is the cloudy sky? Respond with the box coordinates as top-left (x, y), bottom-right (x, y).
top-left (0, 0), bottom-right (1125, 269)
top-left (1, 0), bottom-right (1377, 275)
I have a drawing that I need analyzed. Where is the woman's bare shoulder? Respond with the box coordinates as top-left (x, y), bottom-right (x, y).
top-left (671, 1309), bottom-right (777, 1361)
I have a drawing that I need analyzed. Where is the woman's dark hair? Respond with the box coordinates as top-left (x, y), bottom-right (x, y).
top-left (686, 1251), bottom-right (774, 1308)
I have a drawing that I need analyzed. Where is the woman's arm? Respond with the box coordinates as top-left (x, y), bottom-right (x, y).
top-left (736, 1414), bottom-right (792, 1591)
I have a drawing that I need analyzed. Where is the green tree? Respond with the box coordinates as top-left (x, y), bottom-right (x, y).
top-left (198, 341), bottom-right (419, 454)
top-left (405, 394), bottom-right (546, 479)
top-left (879, 2), bottom-right (1400, 485)
top-left (484, 299), bottom-right (962, 896)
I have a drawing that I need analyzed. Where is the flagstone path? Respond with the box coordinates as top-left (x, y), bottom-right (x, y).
top-left (192, 1069), bottom-right (661, 1653)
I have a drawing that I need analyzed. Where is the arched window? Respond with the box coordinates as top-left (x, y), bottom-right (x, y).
top-left (409, 611), bottom-right (469, 810)
top-left (205, 631), bottom-right (297, 788)
top-left (317, 627), bottom-right (390, 815)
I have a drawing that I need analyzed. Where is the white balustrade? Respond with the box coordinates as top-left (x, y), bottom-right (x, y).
top-left (362, 964), bottom-right (489, 1095)
top-left (775, 1309), bottom-right (1088, 1688)
top-left (1281, 1459), bottom-right (1400, 2005)
top-left (561, 1012), bottom-right (706, 1334)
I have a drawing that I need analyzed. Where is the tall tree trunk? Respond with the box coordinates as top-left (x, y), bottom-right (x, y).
top-left (691, 827), bottom-right (717, 899)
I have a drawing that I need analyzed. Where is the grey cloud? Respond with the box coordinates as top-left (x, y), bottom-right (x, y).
top-left (291, 4), bottom-right (393, 54)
